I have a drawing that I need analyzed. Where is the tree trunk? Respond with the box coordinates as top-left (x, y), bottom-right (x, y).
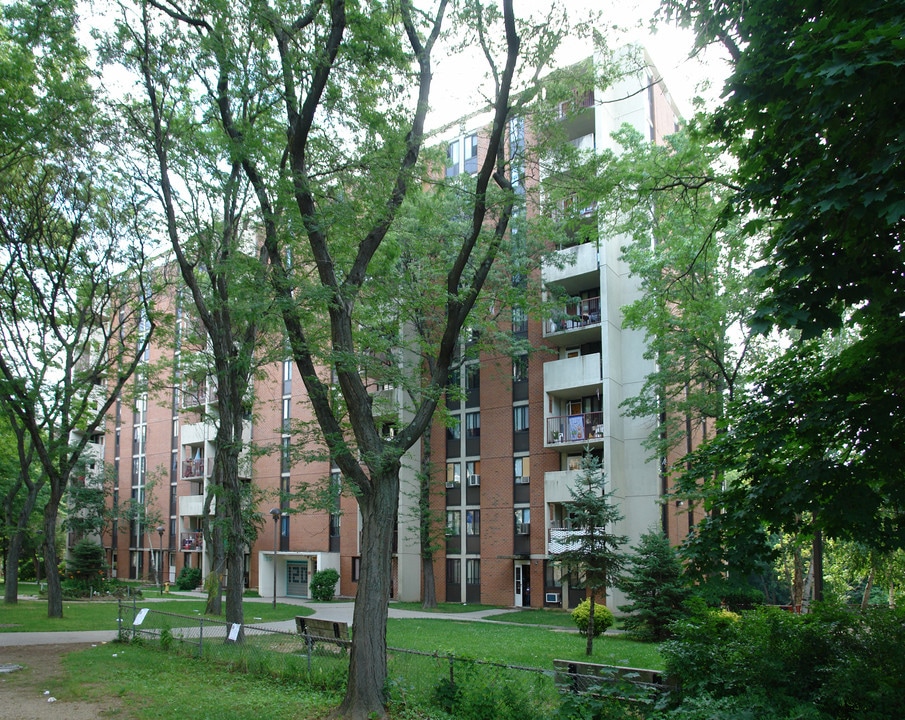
top-left (43, 499), bottom-right (63, 618)
top-left (860, 566), bottom-right (875, 611)
top-left (335, 469), bottom-right (400, 720)
top-left (419, 432), bottom-right (437, 610)
top-left (4, 485), bottom-right (39, 604)
top-left (792, 544), bottom-right (803, 609)
top-left (586, 593), bottom-right (595, 657)
top-left (5, 531), bottom-right (23, 604)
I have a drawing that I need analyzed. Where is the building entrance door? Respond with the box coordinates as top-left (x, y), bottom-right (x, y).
top-left (287, 561), bottom-right (308, 597)
top-left (514, 562), bottom-right (531, 607)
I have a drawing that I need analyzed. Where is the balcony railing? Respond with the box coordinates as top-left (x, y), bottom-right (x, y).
top-left (182, 457), bottom-right (211, 480)
top-left (179, 531), bottom-right (203, 551)
top-left (549, 526), bottom-right (604, 554)
top-left (180, 382), bottom-right (218, 410)
top-left (546, 411), bottom-right (603, 445)
top-left (545, 296), bottom-right (601, 335)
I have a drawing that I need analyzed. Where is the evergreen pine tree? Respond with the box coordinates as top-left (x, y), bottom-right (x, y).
top-left (551, 452), bottom-right (626, 656)
top-left (617, 529), bottom-right (691, 641)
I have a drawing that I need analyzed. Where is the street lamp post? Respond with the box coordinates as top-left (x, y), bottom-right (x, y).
top-left (270, 508), bottom-right (281, 608)
top-left (156, 525), bottom-right (165, 594)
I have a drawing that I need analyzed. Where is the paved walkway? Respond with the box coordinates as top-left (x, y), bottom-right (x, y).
top-left (0, 594), bottom-right (522, 648)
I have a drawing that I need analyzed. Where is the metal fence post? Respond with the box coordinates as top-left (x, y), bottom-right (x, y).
top-left (199, 617), bottom-right (204, 657)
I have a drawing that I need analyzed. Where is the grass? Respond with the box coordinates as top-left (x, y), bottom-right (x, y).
top-left (387, 617), bottom-right (663, 669)
top-left (389, 600), bottom-right (502, 614)
top-left (0, 593), bottom-right (311, 632)
top-left (4, 584), bottom-right (665, 718)
top-left (63, 642), bottom-right (339, 720)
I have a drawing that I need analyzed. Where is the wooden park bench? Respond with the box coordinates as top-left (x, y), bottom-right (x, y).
top-left (295, 616), bottom-right (350, 652)
top-left (553, 659), bottom-right (672, 702)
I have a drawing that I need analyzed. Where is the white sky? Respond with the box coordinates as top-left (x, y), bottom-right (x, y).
top-left (428, 0), bottom-right (729, 124)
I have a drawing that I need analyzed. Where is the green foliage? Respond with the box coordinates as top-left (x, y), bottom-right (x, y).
top-left (175, 566), bottom-right (202, 591)
top-left (617, 531), bottom-right (691, 641)
top-left (428, 661), bottom-right (522, 720)
top-left (663, 0), bottom-right (905, 564)
top-left (571, 599), bottom-right (614, 638)
top-left (64, 539), bottom-right (107, 596)
top-left (309, 568), bottom-right (340, 602)
top-left (661, 603), bottom-right (905, 719)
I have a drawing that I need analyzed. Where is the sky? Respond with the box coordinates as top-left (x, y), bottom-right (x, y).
top-left (428, 0), bottom-right (728, 125)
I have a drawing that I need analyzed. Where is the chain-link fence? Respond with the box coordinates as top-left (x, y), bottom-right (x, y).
top-left (117, 600), bottom-right (665, 718)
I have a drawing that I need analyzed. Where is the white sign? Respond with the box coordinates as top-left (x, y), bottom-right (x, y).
top-left (133, 608), bottom-right (149, 626)
top-left (227, 623), bottom-right (241, 642)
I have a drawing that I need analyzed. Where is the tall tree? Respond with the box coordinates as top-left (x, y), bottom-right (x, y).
top-left (661, 0), bottom-right (905, 558)
top-left (0, 0), bottom-right (154, 617)
top-left (106, 1), bottom-right (283, 626)
top-left (549, 453), bottom-right (626, 656)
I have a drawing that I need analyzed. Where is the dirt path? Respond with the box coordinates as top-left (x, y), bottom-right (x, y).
top-left (0, 643), bottom-right (120, 719)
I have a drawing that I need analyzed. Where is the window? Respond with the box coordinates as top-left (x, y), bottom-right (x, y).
top-left (329, 513), bottom-right (340, 537)
top-left (567, 455), bottom-right (582, 471)
top-left (446, 462), bottom-right (461, 488)
top-left (446, 140), bottom-right (460, 177)
top-left (446, 510), bottom-right (461, 536)
top-left (466, 460), bottom-right (480, 486)
top-left (352, 556), bottom-right (361, 582)
top-left (514, 456), bottom-right (531, 484)
top-left (447, 415), bottom-right (461, 440)
top-left (282, 397), bottom-right (291, 432)
top-left (282, 359), bottom-right (292, 382)
top-left (280, 436), bottom-right (291, 473)
top-left (466, 510), bottom-right (480, 536)
top-left (466, 559), bottom-right (481, 584)
top-left (513, 354), bottom-right (528, 383)
top-left (446, 558), bottom-right (461, 584)
top-left (514, 508), bottom-right (531, 535)
top-left (464, 133), bottom-right (478, 173)
top-left (465, 363), bottom-right (480, 390)
top-left (514, 405), bottom-right (529, 432)
top-left (512, 306), bottom-right (528, 333)
top-left (465, 411), bottom-right (480, 438)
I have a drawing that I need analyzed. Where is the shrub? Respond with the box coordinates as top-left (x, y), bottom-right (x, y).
top-left (309, 568), bottom-right (340, 601)
top-left (175, 565), bottom-right (202, 591)
top-left (660, 602), bottom-right (905, 719)
top-left (571, 599), bottom-right (614, 638)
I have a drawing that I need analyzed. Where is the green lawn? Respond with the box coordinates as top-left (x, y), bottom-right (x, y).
top-left (387, 616), bottom-right (663, 669)
top-left (0, 593), bottom-right (310, 632)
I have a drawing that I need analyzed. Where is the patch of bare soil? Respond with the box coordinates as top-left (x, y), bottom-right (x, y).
top-left (0, 644), bottom-right (121, 720)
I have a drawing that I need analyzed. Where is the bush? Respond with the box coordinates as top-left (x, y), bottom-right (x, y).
top-left (175, 565), bottom-right (202, 591)
top-left (571, 599), bottom-right (614, 638)
top-left (660, 602), bottom-right (905, 719)
top-left (309, 568), bottom-right (340, 601)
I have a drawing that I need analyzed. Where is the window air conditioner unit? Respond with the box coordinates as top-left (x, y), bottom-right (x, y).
top-left (545, 592), bottom-right (561, 604)
top-left (445, 482), bottom-right (458, 489)
top-left (467, 474), bottom-right (480, 486)
top-left (515, 475), bottom-right (529, 484)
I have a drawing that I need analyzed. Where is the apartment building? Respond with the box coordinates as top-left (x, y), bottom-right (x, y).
top-left (98, 50), bottom-right (690, 611)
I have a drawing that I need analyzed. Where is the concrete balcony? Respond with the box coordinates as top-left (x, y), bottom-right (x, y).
top-left (179, 531), bottom-right (204, 551)
top-left (182, 457), bottom-right (212, 481)
top-left (543, 241), bottom-right (598, 287)
top-left (543, 353), bottom-right (602, 397)
top-left (545, 411), bottom-right (604, 449)
top-left (178, 494), bottom-right (208, 517)
top-left (544, 469), bottom-right (580, 505)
